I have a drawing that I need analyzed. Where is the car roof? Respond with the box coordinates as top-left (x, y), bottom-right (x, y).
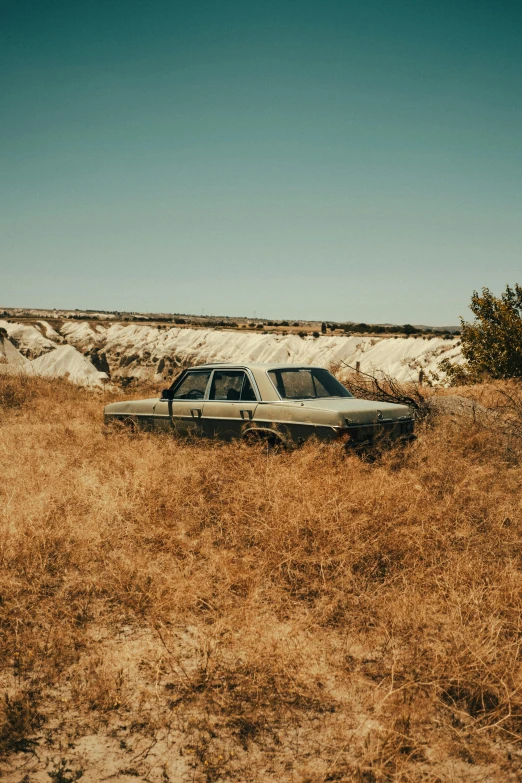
top-left (191, 362), bottom-right (325, 371)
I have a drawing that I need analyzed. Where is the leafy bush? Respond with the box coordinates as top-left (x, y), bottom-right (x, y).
top-left (445, 285), bottom-right (522, 382)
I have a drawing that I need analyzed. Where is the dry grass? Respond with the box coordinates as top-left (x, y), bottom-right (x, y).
top-left (1, 375), bottom-right (522, 781)
top-left (336, 365), bottom-right (431, 418)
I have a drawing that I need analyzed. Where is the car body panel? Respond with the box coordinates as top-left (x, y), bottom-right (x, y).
top-left (151, 399), bottom-right (171, 433)
top-left (201, 400), bottom-right (259, 440)
top-left (104, 363), bottom-right (415, 448)
top-left (104, 398), bottom-right (157, 430)
top-left (153, 398), bottom-right (205, 436)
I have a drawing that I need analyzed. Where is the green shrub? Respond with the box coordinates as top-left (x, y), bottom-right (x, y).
top-left (444, 285), bottom-right (522, 382)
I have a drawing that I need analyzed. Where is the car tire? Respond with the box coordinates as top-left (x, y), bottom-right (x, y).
top-left (242, 430), bottom-right (284, 452)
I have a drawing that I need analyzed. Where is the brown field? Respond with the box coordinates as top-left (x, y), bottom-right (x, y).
top-left (1, 374), bottom-right (522, 782)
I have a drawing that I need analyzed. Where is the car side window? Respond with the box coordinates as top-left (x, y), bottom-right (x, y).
top-left (241, 374), bottom-right (257, 401)
top-left (172, 371), bottom-right (211, 400)
top-left (209, 371), bottom-right (257, 401)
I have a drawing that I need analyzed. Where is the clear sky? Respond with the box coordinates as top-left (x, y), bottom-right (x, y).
top-left (1, 0), bottom-right (521, 324)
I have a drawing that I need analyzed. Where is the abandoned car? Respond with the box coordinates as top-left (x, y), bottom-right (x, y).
top-left (104, 363), bottom-right (415, 449)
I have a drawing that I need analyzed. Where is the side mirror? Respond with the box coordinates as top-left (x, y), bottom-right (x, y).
top-left (161, 388), bottom-right (174, 400)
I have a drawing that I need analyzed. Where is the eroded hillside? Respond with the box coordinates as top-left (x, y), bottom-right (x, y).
top-left (1, 318), bottom-right (465, 386)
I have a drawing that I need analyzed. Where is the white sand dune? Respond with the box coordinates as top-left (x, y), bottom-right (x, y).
top-left (37, 320), bottom-right (63, 342)
top-left (1, 318), bottom-right (466, 387)
top-left (60, 320), bottom-right (106, 351)
top-left (29, 345), bottom-right (108, 386)
top-left (0, 322), bottom-right (107, 386)
top-left (0, 331), bottom-right (29, 368)
top-left (0, 320), bottom-right (56, 358)
top-left (60, 322), bottom-right (465, 383)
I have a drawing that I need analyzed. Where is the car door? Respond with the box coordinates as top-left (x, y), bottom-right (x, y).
top-left (154, 370), bottom-right (211, 437)
top-left (201, 370), bottom-right (258, 440)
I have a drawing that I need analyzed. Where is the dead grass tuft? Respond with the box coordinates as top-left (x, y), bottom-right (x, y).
top-left (0, 373), bottom-right (33, 409)
top-left (0, 690), bottom-right (43, 756)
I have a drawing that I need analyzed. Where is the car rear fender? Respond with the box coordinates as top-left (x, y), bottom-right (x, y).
top-left (241, 424), bottom-right (288, 448)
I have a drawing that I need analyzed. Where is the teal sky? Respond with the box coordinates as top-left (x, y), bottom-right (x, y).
top-left (1, 0), bottom-right (521, 324)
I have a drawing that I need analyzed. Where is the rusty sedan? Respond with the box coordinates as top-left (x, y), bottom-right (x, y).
top-left (104, 363), bottom-right (415, 450)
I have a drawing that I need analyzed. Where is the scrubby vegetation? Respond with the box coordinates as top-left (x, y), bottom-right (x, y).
top-left (442, 284), bottom-right (522, 383)
top-left (342, 323), bottom-right (457, 337)
top-left (338, 365), bottom-right (431, 419)
top-left (1, 374), bottom-right (522, 781)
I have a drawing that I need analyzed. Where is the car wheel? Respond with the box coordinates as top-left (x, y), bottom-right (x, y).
top-left (242, 430), bottom-right (284, 452)
top-left (104, 416), bottom-right (139, 437)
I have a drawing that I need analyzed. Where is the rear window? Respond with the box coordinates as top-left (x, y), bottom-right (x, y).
top-left (268, 368), bottom-right (352, 400)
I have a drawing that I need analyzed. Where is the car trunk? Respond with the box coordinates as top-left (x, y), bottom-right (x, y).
top-left (286, 397), bottom-right (412, 425)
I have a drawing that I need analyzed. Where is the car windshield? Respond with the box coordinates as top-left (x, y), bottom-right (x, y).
top-left (268, 368), bottom-right (353, 400)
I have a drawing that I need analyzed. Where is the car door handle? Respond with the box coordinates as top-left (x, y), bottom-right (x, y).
top-left (191, 409), bottom-right (202, 418)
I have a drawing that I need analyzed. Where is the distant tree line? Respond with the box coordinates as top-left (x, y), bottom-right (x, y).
top-left (326, 322), bottom-right (459, 337)
top-left (34, 310), bottom-right (457, 340)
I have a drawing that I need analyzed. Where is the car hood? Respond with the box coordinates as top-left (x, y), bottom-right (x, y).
top-left (104, 398), bottom-right (158, 414)
top-left (285, 398), bottom-right (413, 424)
